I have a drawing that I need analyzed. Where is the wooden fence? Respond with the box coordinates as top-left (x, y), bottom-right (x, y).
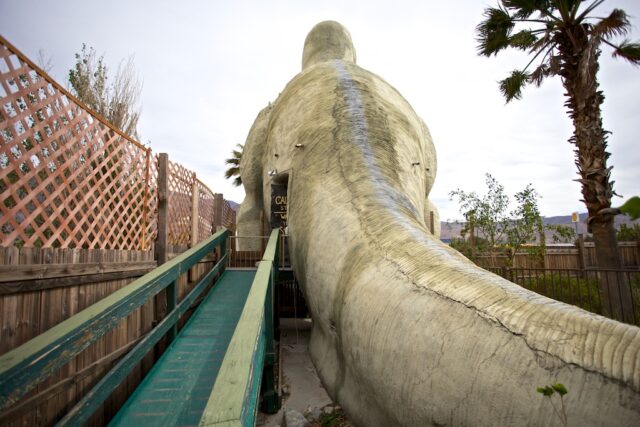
top-left (0, 35), bottom-right (235, 251)
top-left (472, 241), bottom-right (639, 270)
top-left (0, 35), bottom-right (235, 425)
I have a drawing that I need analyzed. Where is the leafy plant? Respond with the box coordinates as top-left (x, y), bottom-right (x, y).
top-left (522, 273), bottom-right (602, 314)
top-left (619, 196), bottom-right (640, 221)
top-left (449, 174), bottom-right (545, 265)
top-left (547, 224), bottom-right (576, 244)
top-left (617, 223), bottom-right (640, 242)
top-left (537, 383), bottom-right (568, 427)
top-left (224, 143), bottom-right (243, 187)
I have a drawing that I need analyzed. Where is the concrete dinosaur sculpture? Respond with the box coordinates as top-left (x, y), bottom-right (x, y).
top-left (237, 21), bottom-right (640, 426)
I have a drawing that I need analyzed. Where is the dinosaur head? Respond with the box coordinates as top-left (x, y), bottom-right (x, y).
top-left (302, 20), bottom-right (356, 70)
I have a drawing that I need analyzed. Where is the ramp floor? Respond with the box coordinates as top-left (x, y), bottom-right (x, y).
top-left (109, 269), bottom-right (256, 427)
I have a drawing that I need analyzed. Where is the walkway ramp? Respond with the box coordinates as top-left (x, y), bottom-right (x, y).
top-left (0, 229), bottom-right (280, 427)
top-left (110, 270), bottom-right (255, 426)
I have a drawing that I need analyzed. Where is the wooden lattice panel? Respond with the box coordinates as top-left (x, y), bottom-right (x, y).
top-left (222, 200), bottom-right (236, 232)
top-left (0, 37), bottom-right (157, 249)
top-left (196, 179), bottom-right (215, 243)
top-left (167, 160), bottom-right (194, 246)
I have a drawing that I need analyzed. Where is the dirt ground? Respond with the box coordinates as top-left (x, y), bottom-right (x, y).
top-left (257, 318), bottom-right (352, 427)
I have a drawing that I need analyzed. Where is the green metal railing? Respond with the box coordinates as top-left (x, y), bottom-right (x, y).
top-left (199, 228), bottom-right (281, 426)
top-left (0, 228), bottom-right (230, 424)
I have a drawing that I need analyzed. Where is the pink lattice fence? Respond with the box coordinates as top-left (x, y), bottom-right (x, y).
top-left (0, 35), bottom-right (228, 250)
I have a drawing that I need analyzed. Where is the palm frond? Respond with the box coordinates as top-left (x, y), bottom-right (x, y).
top-left (499, 70), bottom-right (529, 102)
top-left (225, 157), bottom-right (240, 166)
top-left (224, 166), bottom-right (240, 179)
top-left (611, 40), bottom-right (640, 65)
top-left (233, 176), bottom-right (242, 187)
top-left (592, 9), bottom-right (631, 40)
top-left (477, 7), bottom-right (515, 56)
top-left (529, 63), bottom-right (550, 86)
top-left (503, 0), bottom-right (551, 19)
top-left (575, 0), bottom-right (605, 23)
top-left (509, 30), bottom-right (539, 50)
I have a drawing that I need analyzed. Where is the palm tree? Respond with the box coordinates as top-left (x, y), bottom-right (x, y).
top-left (476, 0), bottom-right (640, 322)
top-left (224, 144), bottom-right (243, 187)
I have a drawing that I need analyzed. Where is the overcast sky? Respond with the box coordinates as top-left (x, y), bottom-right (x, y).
top-left (1, 0), bottom-right (638, 221)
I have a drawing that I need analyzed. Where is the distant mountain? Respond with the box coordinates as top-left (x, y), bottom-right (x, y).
top-left (440, 213), bottom-right (639, 241)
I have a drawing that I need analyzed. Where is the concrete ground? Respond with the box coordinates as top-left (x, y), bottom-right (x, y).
top-left (257, 318), bottom-right (350, 427)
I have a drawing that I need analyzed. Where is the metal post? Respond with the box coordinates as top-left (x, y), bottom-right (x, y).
top-left (167, 279), bottom-right (177, 342)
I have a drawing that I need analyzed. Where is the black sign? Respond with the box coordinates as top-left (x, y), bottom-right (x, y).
top-left (270, 184), bottom-right (287, 231)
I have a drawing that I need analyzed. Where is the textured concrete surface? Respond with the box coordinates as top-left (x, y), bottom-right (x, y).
top-left (258, 319), bottom-right (334, 427)
top-left (240, 20), bottom-right (640, 427)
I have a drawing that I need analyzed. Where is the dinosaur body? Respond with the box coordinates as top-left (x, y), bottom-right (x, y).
top-left (237, 21), bottom-right (640, 426)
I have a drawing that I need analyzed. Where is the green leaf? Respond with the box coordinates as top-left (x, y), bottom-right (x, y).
top-left (619, 196), bottom-right (640, 220)
top-left (552, 383), bottom-right (568, 396)
top-left (503, 0), bottom-right (539, 19)
top-left (613, 40), bottom-right (640, 65)
top-left (509, 30), bottom-right (538, 50)
top-left (476, 7), bottom-right (515, 56)
top-left (499, 70), bottom-right (529, 102)
top-left (537, 385), bottom-right (554, 396)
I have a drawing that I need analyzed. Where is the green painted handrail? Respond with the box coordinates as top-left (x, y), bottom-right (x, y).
top-left (0, 228), bottom-right (229, 413)
top-left (199, 228), bottom-right (280, 427)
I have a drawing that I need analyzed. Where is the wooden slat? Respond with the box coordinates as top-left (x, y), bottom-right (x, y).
top-left (0, 229), bottom-right (228, 411)
top-left (0, 267), bottom-right (156, 295)
top-left (0, 261), bottom-right (156, 282)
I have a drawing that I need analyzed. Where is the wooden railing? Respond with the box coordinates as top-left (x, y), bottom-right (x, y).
top-left (200, 228), bottom-right (280, 426)
top-left (0, 228), bottom-right (229, 424)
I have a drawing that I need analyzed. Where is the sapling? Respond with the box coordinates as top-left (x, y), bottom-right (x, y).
top-left (537, 383), bottom-right (568, 426)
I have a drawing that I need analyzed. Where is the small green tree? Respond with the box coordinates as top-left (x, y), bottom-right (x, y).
top-left (450, 174), bottom-right (548, 265)
top-left (505, 185), bottom-right (545, 265)
top-left (450, 174), bottom-right (509, 255)
top-left (224, 143), bottom-right (243, 187)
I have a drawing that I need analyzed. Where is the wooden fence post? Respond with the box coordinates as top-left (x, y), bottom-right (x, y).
top-left (429, 211), bottom-right (435, 235)
top-left (156, 153), bottom-right (169, 265)
top-left (189, 177), bottom-right (199, 282)
top-left (141, 147), bottom-right (151, 251)
top-left (191, 177), bottom-right (199, 248)
top-left (577, 234), bottom-right (586, 277)
top-left (154, 153), bottom-right (176, 346)
top-left (213, 193), bottom-right (224, 231)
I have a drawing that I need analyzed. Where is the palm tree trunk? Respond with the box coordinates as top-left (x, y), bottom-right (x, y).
top-left (559, 33), bottom-right (634, 322)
